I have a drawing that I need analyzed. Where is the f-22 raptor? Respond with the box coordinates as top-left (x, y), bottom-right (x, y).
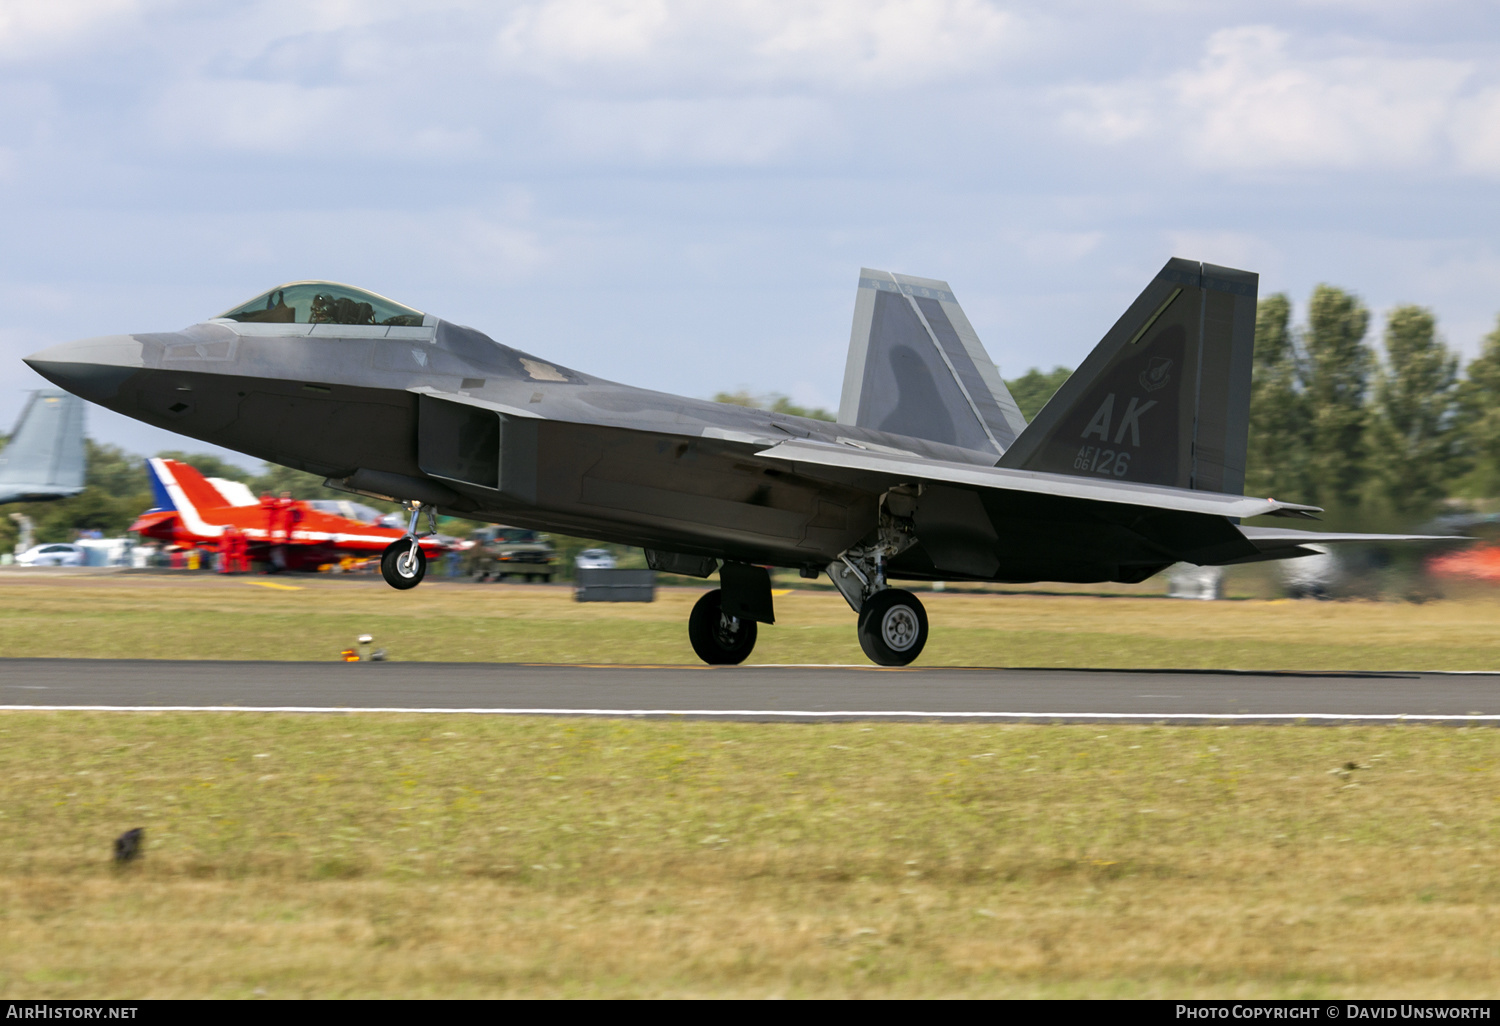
top-left (25, 258), bottom-right (1436, 665)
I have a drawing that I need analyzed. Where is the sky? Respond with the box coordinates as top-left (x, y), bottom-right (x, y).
top-left (1, 0), bottom-right (1498, 470)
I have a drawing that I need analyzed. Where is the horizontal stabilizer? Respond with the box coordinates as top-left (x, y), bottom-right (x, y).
top-left (838, 270), bottom-right (1026, 457)
top-left (1223, 525), bottom-right (1470, 564)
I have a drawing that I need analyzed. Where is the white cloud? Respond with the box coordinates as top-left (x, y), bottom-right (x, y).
top-left (552, 96), bottom-right (830, 165)
top-left (1177, 27), bottom-right (1470, 171)
top-left (498, 0), bottom-right (672, 64)
top-left (1062, 25), bottom-right (1497, 176)
top-left (0, 0), bottom-right (145, 62)
top-left (496, 0), bottom-right (1019, 89)
top-left (151, 79), bottom-right (355, 153)
top-left (1451, 87), bottom-right (1500, 174)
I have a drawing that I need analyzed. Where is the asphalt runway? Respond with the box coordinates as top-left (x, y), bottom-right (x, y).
top-left (1, 659), bottom-right (1498, 723)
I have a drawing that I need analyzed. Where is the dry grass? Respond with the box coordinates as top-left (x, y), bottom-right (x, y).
top-left (2, 572), bottom-right (1500, 669)
top-left (1, 712), bottom-right (1499, 997)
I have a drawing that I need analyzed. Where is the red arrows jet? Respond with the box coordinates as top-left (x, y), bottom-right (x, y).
top-left (131, 457), bottom-right (447, 571)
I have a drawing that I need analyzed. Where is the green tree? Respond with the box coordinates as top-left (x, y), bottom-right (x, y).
top-left (1004, 366), bottom-right (1072, 423)
top-left (712, 391), bottom-right (835, 421)
top-left (1368, 306), bottom-right (1464, 515)
top-left (1245, 294), bottom-right (1310, 500)
top-left (1301, 285), bottom-right (1374, 510)
top-left (1456, 315), bottom-right (1500, 496)
top-left (247, 463), bottom-right (372, 503)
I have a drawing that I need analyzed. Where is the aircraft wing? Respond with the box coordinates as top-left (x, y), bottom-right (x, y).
top-left (754, 439), bottom-right (1321, 520)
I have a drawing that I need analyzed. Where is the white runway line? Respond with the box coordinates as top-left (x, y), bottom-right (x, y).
top-left (1, 704), bottom-right (1498, 721)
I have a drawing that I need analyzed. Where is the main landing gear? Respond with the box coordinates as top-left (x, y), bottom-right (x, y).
top-left (682, 574), bottom-right (930, 667)
top-left (688, 589), bottom-right (758, 665)
top-left (380, 501), bottom-right (436, 590)
top-left (826, 487), bottom-right (930, 666)
top-left (856, 588), bottom-right (928, 666)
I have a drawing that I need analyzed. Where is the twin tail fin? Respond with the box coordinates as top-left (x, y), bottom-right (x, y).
top-left (998, 257), bottom-right (1258, 494)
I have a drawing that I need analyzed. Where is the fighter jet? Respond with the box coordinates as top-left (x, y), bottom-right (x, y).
top-left (0, 389), bottom-right (85, 504)
top-left (23, 260), bottom-right (1445, 665)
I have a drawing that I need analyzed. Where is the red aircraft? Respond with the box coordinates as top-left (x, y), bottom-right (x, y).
top-left (131, 457), bottom-right (446, 571)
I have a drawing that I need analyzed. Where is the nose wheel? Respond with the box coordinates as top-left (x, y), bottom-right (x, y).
top-left (380, 501), bottom-right (435, 590)
top-left (856, 589), bottom-right (928, 666)
top-left (381, 541), bottom-right (426, 589)
top-left (688, 589), bottom-right (758, 665)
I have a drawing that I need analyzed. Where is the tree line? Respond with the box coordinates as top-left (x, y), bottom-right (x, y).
top-left (1245, 288), bottom-right (1500, 522)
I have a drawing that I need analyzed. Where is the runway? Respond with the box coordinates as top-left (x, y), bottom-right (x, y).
top-left (1, 659), bottom-right (1497, 723)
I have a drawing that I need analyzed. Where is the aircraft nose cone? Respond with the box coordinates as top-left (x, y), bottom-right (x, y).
top-left (25, 334), bottom-right (145, 405)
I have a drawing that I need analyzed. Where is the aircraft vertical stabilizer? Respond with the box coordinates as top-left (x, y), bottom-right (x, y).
top-left (145, 457), bottom-right (177, 512)
top-left (0, 389), bottom-right (86, 500)
top-left (145, 458), bottom-right (226, 537)
top-left (998, 258), bottom-right (1257, 494)
top-left (838, 270), bottom-right (1026, 457)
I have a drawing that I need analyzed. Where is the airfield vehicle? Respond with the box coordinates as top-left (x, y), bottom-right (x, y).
top-left (574, 547), bottom-right (617, 571)
top-left (15, 542), bottom-right (86, 567)
top-left (464, 526), bottom-right (555, 582)
top-left (27, 261), bottom-right (1448, 666)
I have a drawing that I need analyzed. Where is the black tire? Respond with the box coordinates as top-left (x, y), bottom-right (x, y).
top-left (856, 589), bottom-right (928, 666)
top-left (380, 541), bottom-right (426, 590)
top-left (688, 589), bottom-right (758, 665)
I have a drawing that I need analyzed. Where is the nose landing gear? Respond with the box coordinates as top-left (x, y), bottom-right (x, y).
top-left (380, 501), bottom-right (436, 590)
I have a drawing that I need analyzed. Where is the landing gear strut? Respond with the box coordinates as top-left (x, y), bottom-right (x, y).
top-left (688, 589), bottom-right (758, 665)
top-left (380, 501), bottom-right (435, 590)
top-left (829, 485), bottom-right (930, 666)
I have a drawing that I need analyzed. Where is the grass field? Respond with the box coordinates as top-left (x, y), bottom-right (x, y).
top-left (2, 571), bottom-right (1500, 669)
top-left (1, 712), bottom-right (1498, 998)
top-left (3, 573), bottom-right (1498, 997)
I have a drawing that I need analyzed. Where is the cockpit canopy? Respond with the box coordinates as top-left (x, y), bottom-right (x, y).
top-left (218, 282), bottom-right (424, 327)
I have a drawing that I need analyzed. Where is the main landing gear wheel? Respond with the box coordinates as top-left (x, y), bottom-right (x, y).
top-left (688, 589), bottom-right (758, 665)
top-left (857, 589), bottom-right (928, 666)
top-left (381, 541), bottom-right (426, 590)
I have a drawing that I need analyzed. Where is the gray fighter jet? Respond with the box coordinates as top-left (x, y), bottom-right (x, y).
top-left (0, 389), bottom-right (86, 504)
top-left (23, 259), bottom-right (1440, 665)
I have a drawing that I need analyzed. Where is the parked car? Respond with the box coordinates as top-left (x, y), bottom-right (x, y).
top-left (463, 526), bottom-right (556, 582)
top-left (574, 548), bottom-right (617, 570)
top-left (15, 543), bottom-right (86, 567)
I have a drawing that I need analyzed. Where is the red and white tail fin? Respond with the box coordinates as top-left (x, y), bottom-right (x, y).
top-left (145, 458), bottom-right (230, 537)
